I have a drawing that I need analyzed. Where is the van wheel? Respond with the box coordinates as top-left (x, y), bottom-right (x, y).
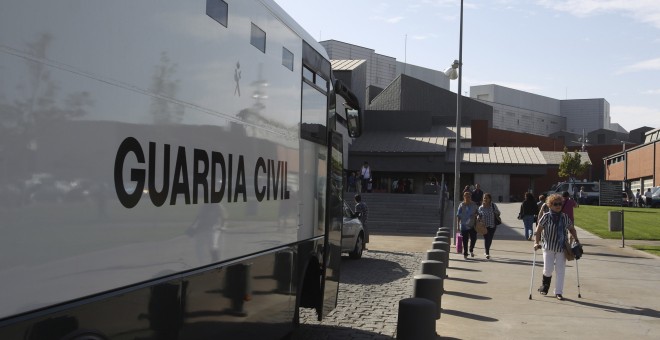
top-left (349, 234), bottom-right (364, 259)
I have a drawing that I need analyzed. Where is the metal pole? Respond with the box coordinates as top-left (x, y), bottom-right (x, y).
top-left (439, 174), bottom-right (445, 228)
top-left (622, 141), bottom-right (626, 248)
top-left (621, 209), bottom-right (625, 248)
top-left (452, 0), bottom-right (464, 245)
top-left (529, 250), bottom-right (537, 300)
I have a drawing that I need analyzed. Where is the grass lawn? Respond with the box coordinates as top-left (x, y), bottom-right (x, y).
top-left (574, 205), bottom-right (660, 240)
top-left (631, 245), bottom-right (660, 257)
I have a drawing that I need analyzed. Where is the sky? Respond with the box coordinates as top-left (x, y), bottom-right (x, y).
top-left (273, 0), bottom-right (660, 133)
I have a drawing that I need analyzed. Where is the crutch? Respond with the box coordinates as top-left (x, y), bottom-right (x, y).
top-left (575, 257), bottom-right (582, 298)
top-left (529, 249), bottom-right (537, 300)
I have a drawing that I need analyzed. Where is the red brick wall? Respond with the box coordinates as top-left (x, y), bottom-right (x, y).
top-left (627, 144), bottom-right (655, 180)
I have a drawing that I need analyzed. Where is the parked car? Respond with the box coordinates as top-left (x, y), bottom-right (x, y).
top-left (622, 192), bottom-right (631, 207)
top-left (648, 186), bottom-right (660, 208)
top-left (547, 181), bottom-right (600, 205)
top-left (341, 201), bottom-right (365, 259)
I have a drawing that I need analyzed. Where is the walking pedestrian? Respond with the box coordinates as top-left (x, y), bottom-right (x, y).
top-left (561, 191), bottom-right (578, 223)
top-left (534, 194), bottom-right (580, 300)
top-left (360, 162), bottom-right (371, 193)
top-left (478, 193), bottom-right (500, 259)
top-left (578, 186), bottom-right (588, 205)
top-left (347, 172), bottom-right (356, 192)
top-left (471, 183), bottom-right (484, 206)
top-left (519, 192), bottom-right (539, 240)
top-left (457, 191), bottom-right (478, 259)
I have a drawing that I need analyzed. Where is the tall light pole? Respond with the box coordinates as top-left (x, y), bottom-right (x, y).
top-left (444, 0), bottom-right (464, 243)
top-left (622, 140), bottom-right (627, 191)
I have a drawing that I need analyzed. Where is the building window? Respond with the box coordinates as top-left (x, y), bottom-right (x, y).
top-left (282, 47), bottom-right (294, 71)
top-left (314, 73), bottom-right (327, 89)
top-left (206, 0), bottom-right (228, 27)
top-left (303, 66), bottom-right (314, 82)
top-left (250, 23), bottom-right (266, 53)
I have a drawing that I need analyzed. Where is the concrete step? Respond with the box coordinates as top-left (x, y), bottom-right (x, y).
top-left (353, 193), bottom-right (450, 235)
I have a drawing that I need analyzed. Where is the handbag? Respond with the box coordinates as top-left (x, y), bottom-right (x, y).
top-left (493, 203), bottom-right (502, 225)
top-left (564, 239), bottom-right (575, 261)
top-left (475, 219), bottom-right (488, 235)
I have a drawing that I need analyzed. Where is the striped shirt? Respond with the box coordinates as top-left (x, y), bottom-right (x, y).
top-left (538, 211), bottom-right (573, 252)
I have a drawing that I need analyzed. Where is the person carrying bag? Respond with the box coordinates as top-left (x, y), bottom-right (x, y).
top-left (534, 194), bottom-right (580, 301)
top-left (477, 193), bottom-right (500, 260)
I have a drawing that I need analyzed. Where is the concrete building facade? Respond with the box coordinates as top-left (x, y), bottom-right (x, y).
top-left (321, 40), bottom-right (449, 96)
top-left (560, 98), bottom-right (611, 134)
top-left (470, 84), bottom-right (616, 141)
top-left (322, 41), bottom-right (646, 201)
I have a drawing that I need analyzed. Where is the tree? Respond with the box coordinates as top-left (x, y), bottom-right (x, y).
top-left (558, 147), bottom-right (591, 182)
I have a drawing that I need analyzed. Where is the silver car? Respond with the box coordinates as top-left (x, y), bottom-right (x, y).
top-left (341, 202), bottom-right (365, 259)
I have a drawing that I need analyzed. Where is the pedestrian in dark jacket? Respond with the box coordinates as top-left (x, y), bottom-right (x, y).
top-left (519, 192), bottom-right (539, 240)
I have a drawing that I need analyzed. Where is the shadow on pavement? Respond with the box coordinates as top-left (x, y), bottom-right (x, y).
top-left (290, 324), bottom-right (395, 340)
top-left (447, 266), bottom-right (482, 272)
top-left (568, 298), bottom-right (660, 319)
top-left (340, 256), bottom-right (410, 285)
top-left (443, 291), bottom-right (492, 300)
top-left (441, 309), bottom-right (499, 322)
top-left (444, 277), bottom-right (487, 284)
top-left (585, 251), bottom-right (650, 259)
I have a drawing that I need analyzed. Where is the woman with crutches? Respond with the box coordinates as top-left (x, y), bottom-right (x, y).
top-left (534, 194), bottom-right (580, 300)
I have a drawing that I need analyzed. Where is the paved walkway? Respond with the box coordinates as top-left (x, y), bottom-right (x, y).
top-left (296, 202), bottom-right (660, 339)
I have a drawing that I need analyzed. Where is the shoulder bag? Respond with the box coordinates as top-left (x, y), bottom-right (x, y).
top-left (492, 203), bottom-right (502, 225)
top-left (475, 219), bottom-right (488, 235)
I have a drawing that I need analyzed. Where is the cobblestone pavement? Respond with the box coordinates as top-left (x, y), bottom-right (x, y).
top-left (295, 250), bottom-right (424, 339)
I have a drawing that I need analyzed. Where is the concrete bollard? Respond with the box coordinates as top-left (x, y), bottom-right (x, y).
top-left (432, 240), bottom-right (450, 253)
top-left (438, 226), bottom-right (451, 233)
top-left (436, 230), bottom-right (451, 238)
top-left (421, 259), bottom-right (446, 283)
top-left (426, 249), bottom-right (444, 262)
top-left (413, 274), bottom-right (443, 319)
top-left (434, 236), bottom-right (450, 245)
top-left (396, 298), bottom-right (437, 340)
top-left (429, 245), bottom-right (449, 269)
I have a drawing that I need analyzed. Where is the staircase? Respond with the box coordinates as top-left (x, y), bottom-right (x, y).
top-left (357, 193), bottom-right (451, 235)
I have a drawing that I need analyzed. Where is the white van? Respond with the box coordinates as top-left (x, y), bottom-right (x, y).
top-left (547, 181), bottom-right (600, 205)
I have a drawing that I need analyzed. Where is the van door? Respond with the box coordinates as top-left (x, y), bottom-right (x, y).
top-left (319, 131), bottom-right (343, 317)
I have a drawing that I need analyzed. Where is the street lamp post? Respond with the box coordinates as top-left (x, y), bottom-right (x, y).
top-left (621, 140), bottom-right (626, 248)
top-left (444, 0), bottom-right (464, 244)
top-left (622, 141), bottom-right (627, 187)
